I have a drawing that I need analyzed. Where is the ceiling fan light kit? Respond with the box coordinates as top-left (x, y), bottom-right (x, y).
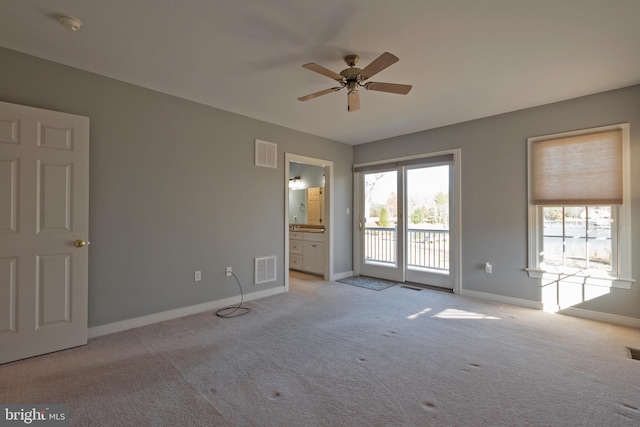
top-left (298, 52), bottom-right (412, 112)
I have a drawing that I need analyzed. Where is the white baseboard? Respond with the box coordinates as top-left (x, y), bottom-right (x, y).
top-left (460, 289), bottom-right (544, 310)
top-left (557, 307), bottom-right (640, 329)
top-left (88, 286), bottom-right (286, 339)
top-left (462, 289), bottom-right (640, 328)
top-left (331, 270), bottom-right (354, 281)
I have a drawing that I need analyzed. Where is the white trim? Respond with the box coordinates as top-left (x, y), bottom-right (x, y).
top-left (557, 307), bottom-right (640, 329)
top-left (525, 268), bottom-right (634, 290)
top-left (460, 289), bottom-right (544, 310)
top-left (452, 149), bottom-right (462, 295)
top-left (353, 149), bottom-right (462, 294)
top-left (331, 270), bottom-right (354, 281)
top-left (88, 286), bottom-right (285, 338)
top-left (353, 170), bottom-right (363, 277)
top-left (353, 149), bottom-right (457, 169)
top-left (619, 123), bottom-right (632, 279)
top-left (284, 153), bottom-right (334, 292)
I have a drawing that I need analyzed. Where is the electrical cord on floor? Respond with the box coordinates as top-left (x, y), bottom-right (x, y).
top-left (216, 271), bottom-right (252, 318)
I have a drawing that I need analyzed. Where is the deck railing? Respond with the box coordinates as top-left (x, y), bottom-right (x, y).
top-left (364, 227), bottom-right (449, 271)
top-left (364, 227), bottom-right (397, 263)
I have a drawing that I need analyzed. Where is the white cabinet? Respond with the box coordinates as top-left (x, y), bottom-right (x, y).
top-left (290, 253), bottom-right (303, 270)
top-left (289, 231), bottom-right (325, 275)
top-left (303, 242), bottom-right (325, 274)
top-left (290, 232), bottom-right (303, 254)
top-left (289, 232), bottom-right (303, 271)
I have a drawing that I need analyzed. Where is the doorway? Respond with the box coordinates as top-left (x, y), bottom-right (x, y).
top-left (284, 153), bottom-right (334, 291)
top-left (354, 151), bottom-right (460, 292)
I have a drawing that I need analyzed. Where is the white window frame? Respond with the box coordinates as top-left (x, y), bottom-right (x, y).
top-left (526, 123), bottom-right (633, 289)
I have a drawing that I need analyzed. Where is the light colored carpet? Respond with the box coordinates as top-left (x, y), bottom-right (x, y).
top-left (2, 271), bottom-right (640, 426)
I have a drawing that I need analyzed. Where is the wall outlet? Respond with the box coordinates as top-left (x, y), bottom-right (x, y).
top-left (226, 266), bottom-right (232, 277)
top-left (484, 263), bottom-right (492, 274)
top-left (194, 270), bottom-right (202, 281)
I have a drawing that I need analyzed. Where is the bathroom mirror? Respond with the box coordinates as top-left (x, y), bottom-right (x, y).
top-left (289, 189), bottom-right (307, 224)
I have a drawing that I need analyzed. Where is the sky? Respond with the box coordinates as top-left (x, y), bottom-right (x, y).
top-left (366, 165), bottom-right (449, 205)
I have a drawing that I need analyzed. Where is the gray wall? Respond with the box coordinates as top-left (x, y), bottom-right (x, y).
top-left (354, 85), bottom-right (640, 319)
top-left (289, 162), bottom-right (325, 188)
top-left (3, 45), bottom-right (637, 325)
top-left (0, 47), bottom-right (353, 327)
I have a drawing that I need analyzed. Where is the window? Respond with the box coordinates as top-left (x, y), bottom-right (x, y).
top-left (527, 124), bottom-right (632, 289)
top-left (541, 206), bottom-right (615, 273)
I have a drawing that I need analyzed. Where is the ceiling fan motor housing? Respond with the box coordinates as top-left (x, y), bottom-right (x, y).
top-left (340, 67), bottom-right (362, 83)
top-left (341, 54), bottom-right (363, 89)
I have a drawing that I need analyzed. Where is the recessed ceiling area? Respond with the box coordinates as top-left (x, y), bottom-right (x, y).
top-left (1, 0), bottom-right (640, 145)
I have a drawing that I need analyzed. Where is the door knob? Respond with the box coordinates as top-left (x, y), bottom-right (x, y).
top-left (73, 239), bottom-right (89, 248)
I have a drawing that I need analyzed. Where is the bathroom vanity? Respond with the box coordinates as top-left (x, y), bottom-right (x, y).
top-left (289, 227), bottom-right (325, 275)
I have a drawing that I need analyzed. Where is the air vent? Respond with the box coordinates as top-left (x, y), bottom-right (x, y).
top-left (255, 256), bottom-right (277, 285)
top-left (628, 347), bottom-right (640, 360)
top-left (255, 139), bottom-right (277, 168)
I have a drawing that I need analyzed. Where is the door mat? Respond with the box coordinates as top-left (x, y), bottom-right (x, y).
top-left (337, 276), bottom-right (398, 291)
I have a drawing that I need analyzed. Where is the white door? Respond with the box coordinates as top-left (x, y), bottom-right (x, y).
top-left (307, 187), bottom-right (320, 224)
top-left (356, 157), bottom-right (455, 289)
top-left (357, 168), bottom-right (404, 282)
top-left (0, 101), bottom-right (89, 364)
top-left (404, 162), bottom-right (454, 289)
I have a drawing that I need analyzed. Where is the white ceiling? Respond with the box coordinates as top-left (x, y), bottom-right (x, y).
top-left (2, 1), bottom-right (640, 145)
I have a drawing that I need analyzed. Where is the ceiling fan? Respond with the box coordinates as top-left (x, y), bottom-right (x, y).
top-left (298, 52), bottom-right (412, 112)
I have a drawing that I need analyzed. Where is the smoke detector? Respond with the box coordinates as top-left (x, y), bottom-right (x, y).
top-left (57, 15), bottom-right (82, 31)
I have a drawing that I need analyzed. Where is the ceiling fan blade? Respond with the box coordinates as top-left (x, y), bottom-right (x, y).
top-left (359, 52), bottom-right (399, 80)
top-left (347, 91), bottom-right (360, 112)
top-left (302, 63), bottom-right (345, 81)
top-left (365, 82), bottom-right (412, 95)
top-left (298, 87), bottom-right (342, 101)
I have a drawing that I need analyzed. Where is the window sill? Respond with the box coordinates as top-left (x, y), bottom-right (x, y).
top-left (525, 268), bottom-right (634, 290)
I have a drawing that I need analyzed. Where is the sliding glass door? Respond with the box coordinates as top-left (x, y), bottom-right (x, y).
top-left (404, 163), bottom-right (453, 288)
top-left (356, 157), bottom-right (454, 289)
top-left (358, 168), bottom-right (404, 282)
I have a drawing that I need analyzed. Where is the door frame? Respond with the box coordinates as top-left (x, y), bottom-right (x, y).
top-left (284, 153), bottom-right (334, 291)
top-left (353, 149), bottom-right (462, 294)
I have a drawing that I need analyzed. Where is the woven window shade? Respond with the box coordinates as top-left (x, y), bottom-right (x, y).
top-left (531, 129), bottom-right (623, 205)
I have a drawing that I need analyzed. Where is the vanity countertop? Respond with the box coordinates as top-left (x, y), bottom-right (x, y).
top-left (290, 225), bottom-right (324, 233)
